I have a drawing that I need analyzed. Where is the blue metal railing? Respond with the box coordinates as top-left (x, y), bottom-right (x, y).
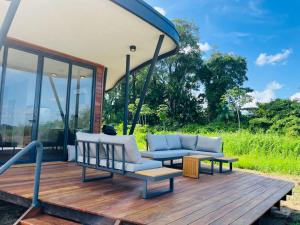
top-left (0, 141), bottom-right (43, 207)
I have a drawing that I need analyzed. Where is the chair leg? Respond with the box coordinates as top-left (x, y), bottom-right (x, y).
top-left (219, 162), bottom-right (223, 173)
top-left (81, 167), bottom-right (113, 182)
top-left (142, 178), bottom-right (174, 199)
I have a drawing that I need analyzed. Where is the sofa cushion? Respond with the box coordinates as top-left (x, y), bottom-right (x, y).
top-left (77, 156), bottom-right (162, 172)
top-left (165, 134), bottom-right (182, 150)
top-left (180, 135), bottom-right (197, 150)
top-left (141, 150), bottom-right (190, 159)
top-left (76, 132), bottom-right (103, 158)
top-left (147, 134), bottom-right (168, 151)
top-left (99, 134), bottom-right (142, 163)
top-left (196, 136), bottom-right (222, 153)
top-left (188, 150), bottom-right (224, 158)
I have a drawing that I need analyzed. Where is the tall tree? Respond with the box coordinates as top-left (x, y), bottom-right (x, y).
top-left (202, 53), bottom-right (248, 120)
top-left (157, 19), bottom-right (205, 123)
top-left (222, 87), bottom-right (252, 130)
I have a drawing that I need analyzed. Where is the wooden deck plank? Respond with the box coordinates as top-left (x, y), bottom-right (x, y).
top-left (0, 162), bottom-right (294, 225)
top-left (128, 174), bottom-right (264, 223)
top-left (190, 179), bottom-right (286, 225)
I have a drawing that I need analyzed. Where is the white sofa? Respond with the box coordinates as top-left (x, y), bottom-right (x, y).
top-left (141, 134), bottom-right (224, 161)
top-left (76, 132), bottom-right (162, 172)
top-left (75, 132), bottom-right (182, 199)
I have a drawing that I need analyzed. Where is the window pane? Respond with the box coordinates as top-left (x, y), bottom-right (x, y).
top-left (69, 65), bottom-right (93, 133)
top-left (0, 48), bottom-right (38, 161)
top-left (0, 48), bottom-right (3, 92)
top-left (38, 58), bottom-right (69, 160)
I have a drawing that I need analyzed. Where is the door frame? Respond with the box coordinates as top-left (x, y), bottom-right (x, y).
top-left (0, 41), bottom-right (97, 163)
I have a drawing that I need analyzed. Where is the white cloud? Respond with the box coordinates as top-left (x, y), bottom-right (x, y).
top-left (198, 42), bottom-right (212, 52)
top-left (255, 49), bottom-right (292, 66)
top-left (154, 6), bottom-right (166, 16)
top-left (243, 81), bottom-right (283, 108)
top-left (180, 42), bottom-right (212, 54)
top-left (290, 92), bottom-right (300, 102)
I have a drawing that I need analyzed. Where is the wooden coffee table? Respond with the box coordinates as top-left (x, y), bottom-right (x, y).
top-left (183, 155), bottom-right (214, 179)
top-left (214, 157), bottom-right (239, 173)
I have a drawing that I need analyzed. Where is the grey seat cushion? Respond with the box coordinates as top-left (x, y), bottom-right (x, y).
top-left (180, 134), bottom-right (197, 150)
top-left (188, 150), bottom-right (224, 158)
top-left (147, 134), bottom-right (169, 151)
top-left (196, 136), bottom-right (222, 153)
top-left (77, 156), bottom-right (162, 172)
top-left (141, 150), bottom-right (190, 159)
top-left (76, 132), bottom-right (106, 158)
top-left (165, 134), bottom-right (182, 149)
top-left (99, 134), bottom-right (142, 163)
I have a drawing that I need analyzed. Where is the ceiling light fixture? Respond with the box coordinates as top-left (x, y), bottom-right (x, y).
top-left (130, 45), bottom-right (136, 52)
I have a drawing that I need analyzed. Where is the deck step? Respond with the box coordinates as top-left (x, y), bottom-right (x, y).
top-left (20, 214), bottom-right (81, 225)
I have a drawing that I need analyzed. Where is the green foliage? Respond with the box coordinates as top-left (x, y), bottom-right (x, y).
top-left (203, 53), bottom-right (248, 120)
top-left (249, 118), bottom-right (273, 132)
top-left (269, 116), bottom-right (300, 136)
top-left (222, 87), bottom-right (252, 129)
top-left (248, 99), bottom-right (300, 135)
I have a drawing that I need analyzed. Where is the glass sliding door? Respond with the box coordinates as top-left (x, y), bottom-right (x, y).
top-left (0, 45), bottom-right (96, 164)
top-left (68, 65), bottom-right (94, 145)
top-left (38, 58), bottom-right (69, 161)
top-left (0, 48), bottom-right (38, 162)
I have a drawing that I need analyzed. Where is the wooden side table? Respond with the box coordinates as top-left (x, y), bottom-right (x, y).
top-left (214, 157), bottom-right (239, 173)
top-left (183, 155), bottom-right (214, 179)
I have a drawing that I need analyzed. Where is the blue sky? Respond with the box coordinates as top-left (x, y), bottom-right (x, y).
top-left (146, 0), bottom-right (300, 105)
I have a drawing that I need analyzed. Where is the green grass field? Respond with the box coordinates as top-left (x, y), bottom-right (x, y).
top-left (116, 124), bottom-right (300, 176)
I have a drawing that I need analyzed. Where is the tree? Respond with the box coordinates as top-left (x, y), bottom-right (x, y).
top-left (156, 104), bottom-right (169, 130)
top-left (202, 53), bottom-right (248, 120)
top-left (222, 87), bottom-right (252, 130)
top-left (156, 19), bottom-right (205, 124)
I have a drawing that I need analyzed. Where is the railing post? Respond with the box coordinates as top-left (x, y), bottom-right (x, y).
top-left (32, 142), bottom-right (43, 207)
top-left (0, 141), bottom-right (43, 208)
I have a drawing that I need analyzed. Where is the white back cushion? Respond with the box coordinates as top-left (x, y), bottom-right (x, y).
top-left (180, 135), bottom-right (197, 150)
top-left (147, 134), bottom-right (168, 151)
top-left (196, 136), bottom-right (222, 153)
top-left (99, 134), bottom-right (142, 163)
top-left (76, 132), bottom-right (107, 159)
top-left (76, 132), bottom-right (100, 157)
top-left (165, 134), bottom-right (182, 149)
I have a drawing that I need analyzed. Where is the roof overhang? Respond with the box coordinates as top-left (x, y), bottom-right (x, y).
top-left (0, 0), bottom-right (179, 91)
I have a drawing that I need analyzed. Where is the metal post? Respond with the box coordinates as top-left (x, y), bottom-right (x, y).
top-left (123, 55), bottom-right (130, 135)
top-left (0, 0), bottom-right (21, 51)
top-left (32, 142), bottom-right (43, 207)
top-left (129, 35), bottom-right (164, 135)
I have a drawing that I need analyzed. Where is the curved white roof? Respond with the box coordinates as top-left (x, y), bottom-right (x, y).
top-left (0, 0), bottom-right (179, 90)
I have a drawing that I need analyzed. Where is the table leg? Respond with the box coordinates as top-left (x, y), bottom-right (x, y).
top-left (211, 160), bottom-right (214, 175)
top-left (230, 162), bottom-right (233, 172)
top-left (198, 161), bottom-right (201, 179)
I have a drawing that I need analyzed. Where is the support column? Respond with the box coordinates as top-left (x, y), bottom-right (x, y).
top-left (0, 0), bottom-right (21, 51)
top-left (129, 35), bottom-right (164, 135)
top-left (93, 66), bottom-right (105, 133)
top-left (123, 55), bottom-right (130, 135)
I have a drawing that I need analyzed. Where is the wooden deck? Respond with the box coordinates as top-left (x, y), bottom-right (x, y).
top-left (0, 162), bottom-right (294, 225)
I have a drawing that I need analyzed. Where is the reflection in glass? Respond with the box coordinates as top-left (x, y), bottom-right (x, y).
top-left (38, 58), bottom-right (69, 161)
top-left (69, 65), bottom-right (93, 142)
top-left (0, 48), bottom-right (37, 161)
